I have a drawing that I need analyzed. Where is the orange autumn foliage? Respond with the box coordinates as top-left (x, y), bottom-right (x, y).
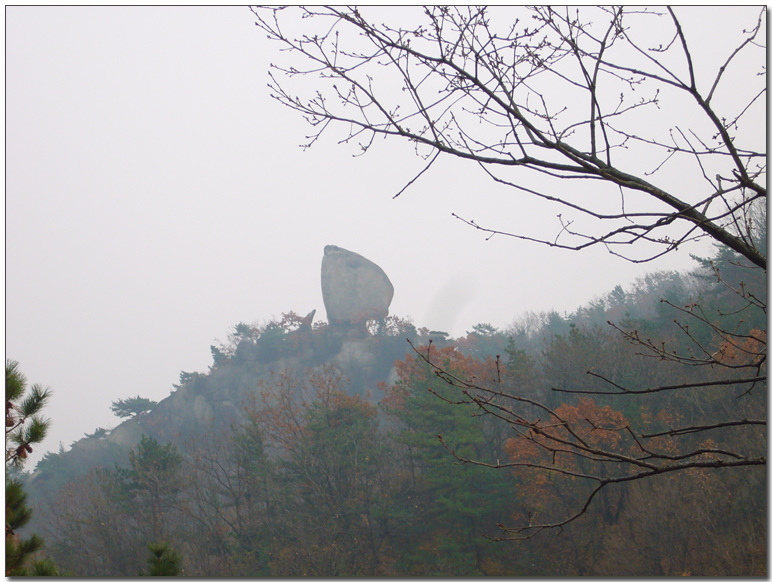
top-left (713, 328), bottom-right (766, 368)
top-left (504, 397), bottom-right (633, 468)
top-left (383, 344), bottom-right (501, 410)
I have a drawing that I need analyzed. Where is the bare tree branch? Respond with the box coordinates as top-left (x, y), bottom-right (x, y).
top-left (253, 6), bottom-right (766, 268)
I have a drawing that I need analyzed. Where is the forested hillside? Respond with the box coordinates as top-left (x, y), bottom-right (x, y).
top-left (21, 245), bottom-right (766, 576)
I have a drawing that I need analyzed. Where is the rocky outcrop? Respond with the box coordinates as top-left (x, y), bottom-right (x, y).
top-left (300, 309), bottom-right (316, 331)
top-left (235, 339), bottom-right (260, 362)
top-left (321, 245), bottom-right (394, 330)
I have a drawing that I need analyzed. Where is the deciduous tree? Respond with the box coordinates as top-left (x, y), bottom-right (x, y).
top-left (252, 366), bottom-right (394, 575)
top-left (253, 6), bottom-right (765, 268)
top-left (252, 6), bottom-right (766, 536)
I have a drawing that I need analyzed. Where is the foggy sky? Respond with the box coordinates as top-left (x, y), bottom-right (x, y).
top-left (6, 7), bottom-right (759, 463)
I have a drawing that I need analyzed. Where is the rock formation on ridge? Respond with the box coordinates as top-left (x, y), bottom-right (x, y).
top-left (321, 245), bottom-right (394, 330)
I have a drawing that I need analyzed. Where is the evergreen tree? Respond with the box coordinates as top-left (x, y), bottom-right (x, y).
top-left (113, 435), bottom-right (183, 543)
top-left (5, 360), bottom-right (59, 575)
top-left (6, 360), bottom-right (51, 466)
top-left (257, 367), bottom-right (391, 575)
top-left (385, 348), bottom-right (512, 574)
top-left (110, 395), bottom-right (157, 419)
top-left (141, 542), bottom-right (183, 576)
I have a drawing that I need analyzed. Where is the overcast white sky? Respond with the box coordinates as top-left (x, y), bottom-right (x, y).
top-left (5, 7), bottom-right (763, 464)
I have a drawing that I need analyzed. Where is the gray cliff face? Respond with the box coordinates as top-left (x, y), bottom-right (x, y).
top-left (321, 245), bottom-right (394, 328)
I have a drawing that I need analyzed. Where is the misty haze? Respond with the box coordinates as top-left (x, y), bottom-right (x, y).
top-left (6, 6), bottom-right (766, 577)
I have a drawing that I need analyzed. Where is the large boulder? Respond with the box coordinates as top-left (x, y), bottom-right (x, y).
top-left (321, 245), bottom-right (394, 329)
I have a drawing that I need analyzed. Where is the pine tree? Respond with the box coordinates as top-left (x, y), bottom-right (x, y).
top-left (141, 542), bottom-right (183, 576)
top-left (5, 360), bottom-right (59, 575)
top-left (6, 360), bottom-right (51, 467)
top-left (112, 435), bottom-right (183, 543)
top-left (385, 348), bottom-right (510, 574)
top-left (110, 395), bottom-right (157, 419)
